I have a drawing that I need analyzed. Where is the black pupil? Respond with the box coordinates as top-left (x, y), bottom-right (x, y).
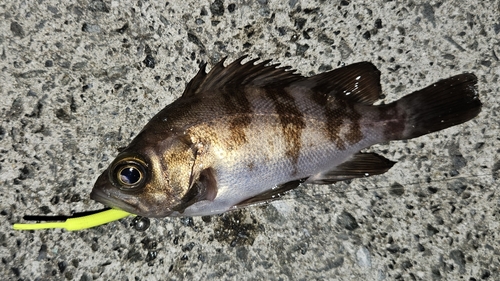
top-left (119, 166), bottom-right (141, 185)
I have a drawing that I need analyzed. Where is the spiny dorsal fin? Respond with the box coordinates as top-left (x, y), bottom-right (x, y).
top-left (297, 62), bottom-right (382, 105)
top-left (182, 56), bottom-right (304, 97)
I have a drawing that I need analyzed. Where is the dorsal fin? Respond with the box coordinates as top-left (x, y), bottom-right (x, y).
top-left (297, 62), bottom-right (382, 105)
top-left (182, 56), bottom-right (304, 97)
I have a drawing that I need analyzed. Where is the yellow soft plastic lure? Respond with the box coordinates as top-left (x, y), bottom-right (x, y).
top-left (12, 209), bottom-right (132, 231)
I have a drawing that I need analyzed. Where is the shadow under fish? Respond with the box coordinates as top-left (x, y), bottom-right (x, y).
top-left (90, 56), bottom-right (482, 218)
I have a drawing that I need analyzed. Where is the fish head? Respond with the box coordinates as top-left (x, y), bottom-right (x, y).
top-left (90, 135), bottom-right (197, 218)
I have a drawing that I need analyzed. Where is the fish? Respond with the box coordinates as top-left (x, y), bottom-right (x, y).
top-left (90, 56), bottom-right (482, 218)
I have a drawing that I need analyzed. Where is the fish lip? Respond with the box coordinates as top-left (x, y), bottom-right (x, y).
top-left (90, 187), bottom-right (140, 216)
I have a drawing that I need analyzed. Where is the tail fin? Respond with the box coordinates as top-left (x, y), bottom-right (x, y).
top-left (388, 73), bottom-right (481, 140)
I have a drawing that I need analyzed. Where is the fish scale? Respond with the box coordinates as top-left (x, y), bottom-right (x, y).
top-left (90, 56), bottom-right (481, 218)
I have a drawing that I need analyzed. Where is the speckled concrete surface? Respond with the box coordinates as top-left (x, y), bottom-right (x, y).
top-left (1, 1), bottom-right (499, 280)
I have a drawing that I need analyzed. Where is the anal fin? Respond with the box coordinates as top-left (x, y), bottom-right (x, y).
top-left (306, 152), bottom-right (395, 184)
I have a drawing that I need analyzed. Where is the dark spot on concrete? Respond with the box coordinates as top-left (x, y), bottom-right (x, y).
top-left (145, 251), bottom-right (157, 263)
top-left (213, 210), bottom-right (262, 247)
top-left (227, 3), bottom-right (236, 13)
top-left (116, 23), bottom-right (129, 34)
top-left (10, 22), bottom-right (25, 37)
top-left (55, 108), bottom-right (71, 122)
top-left (337, 210), bottom-right (359, 230)
top-left (143, 54), bottom-right (155, 68)
top-left (295, 43), bottom-right (309, 56)
top-left (386, 244), bottom-right (400, 253)
top-left (431, 266), bottom-right (441, 279)
top-left (375, 18), bottom-right (383, 29)
top-left (39, 206), bottom-right (52, 214)
top-left (9, 98), bottom-right (24, 119)
top-left (330, 256), bottom-right (344, 268)
top-left (15, 70), bottom-right (47, 79)
top-left (17, 164), bottom-right (34, 181)
top-left (70, 96), bottom-right (77, 112)
top-left (50, 196), bottom-right (59, 205)
top-left (57, 261), bottom-right (67, 273)
top-left (181, 242), bottom-right (196, 252)
top-left (11, 267), bottom-right (20, 277)
top-left (450, 249), bottom-right (466, 273)
top-left (443, 53), bottom-right (456, 60)
top-left (481, 269), bottom-right (491, 279)
top-left (38, 244), bottom-right (48, 260)
top-left (81, 23), bottom-right (101, 33)
top-left (295, 18), bottom-right (306, 30)
top-left (389, 182), bottom-right (405, 196)
top-left (493, 160), bottom-right (500, 180)
top-left (180, 217), bottom-right (195, 227)
top-left (422, 3), bottom-right (436, 27)
top-left (236, 246), bottom-right (248, 261)
top-left (72, 61), bottom-right (87, 71)
top-left (447, 143), bottom-right (467, 171)
top-left (318, 64), bottom-right (332, 72)
top-left (362, 30), bottom-right (371, 40)
top-left (338, 39), bottom-right (353, 59)
top-left (187, 32), bottom-right (206, 50)
top-left (493, 22), bottom-right (500, 35)
top-left (318, 33), bottom-right (335, 45)
top-left (397, 26), bottom-right (405, 36)
top-left (443, 35), bottom-right (466, 52)
top-left (70, 194), bottom-right (81, 202)
top-left (88, 0), bottom-right (110, 13)
top-left (210, 0), bottom-right (224, 16)
top-left (302, 30), bottom-right (311, 39)
top-left (448, 180), bottom-right (466, 195)
top-left (427, 186), bottom-right (438, 194)
top-left (426, 224), bottom-right (439, 236)
top-left (126, 247), bottom-right (143, 262)
top-left (262, 204), bottom-right (285, 225)
top-left (481, 60), bottom-right (491, 67)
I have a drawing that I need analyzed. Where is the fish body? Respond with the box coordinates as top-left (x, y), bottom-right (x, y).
top-left (90, 56), bottom-right (481, 218)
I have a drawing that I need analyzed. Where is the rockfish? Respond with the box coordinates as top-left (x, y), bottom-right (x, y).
top-left (90, 56), bottom-right (481, 218)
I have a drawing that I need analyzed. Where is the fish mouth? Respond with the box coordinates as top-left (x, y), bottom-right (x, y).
top-left (89, 188), bottom-right (141, 215)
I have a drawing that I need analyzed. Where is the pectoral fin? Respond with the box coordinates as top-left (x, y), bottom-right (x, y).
top-left (172, 168), bottom-right (218, 213)
top-left (234, 178), bottom-right (306, 209)
top-left (306, 152), bottom-right (395, 184)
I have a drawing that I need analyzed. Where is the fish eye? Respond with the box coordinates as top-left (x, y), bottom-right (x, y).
top-left (111, 159), bottom-right (147, 190)
top-left (118, 166), bottom-right (142, 185)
